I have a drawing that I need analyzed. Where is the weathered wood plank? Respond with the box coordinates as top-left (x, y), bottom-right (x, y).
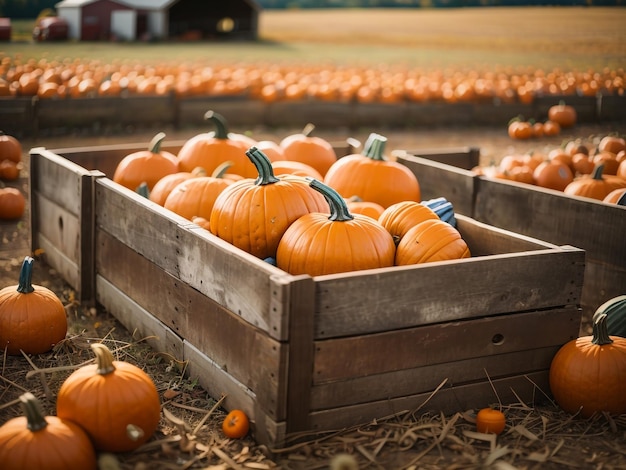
top-left (31, 192), bottom-right (81, 263)
top-left (95, 228), bottom-right (287, 421)
top-left (32, 233), bottom-right (80, 291)
top-left (183, 341), bottom-right (286, 447)
top-left (96, 276), bottom-right (184, 360)
top-left (311, 345), bottom-right (560, 410)
top-left (306, 371), bottom-right (550, 434)
top-left (396, 153), bottom-right (476, 216)
top-left (396, 146), bottom-right (480, 170)
top-left (313, 307), bottom-right (579, 383)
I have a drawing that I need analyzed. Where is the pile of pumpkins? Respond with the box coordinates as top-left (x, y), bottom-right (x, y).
top-left (474, 133), bottom-right (626, 205)
top-left (112, 111), bottom-right (471, 277)
top-left (0, 131), bottom-right (25, 221)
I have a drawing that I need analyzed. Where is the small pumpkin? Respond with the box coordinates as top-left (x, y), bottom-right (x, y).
top-left (210, 147), bottom-right (327, 260)
top-left (324, 133), bottom-right (421, 208)
top-left (617, 158), bottom-right (626, 180)
top-left (378, 200), bottom-right (439, 245)
top-left (549, 313), bottom-right (626, 418)
top-left (475, 408), bottom-right (506, 435)
top-left (507, 118), bottom-right (532, 140)
top-left (0, 184), bottom-right (25, 220)
top-left (0, 256), bottom-right (67, 355)
top-left (394, 218), bottom-right (471, 266)
top-left (280, 123), bottom-right (338, 177)
top-left (563, 163), bottom-right (626, 201)
top-left (592, 150), bottom-right (620, 175)
top-left (163, 162), bottom-right (235, 221)
top-left (345, 196), bottom-right (385, 220)
top-left (149, 166), bottom-right (207, 206)
top-left (177, 111), bottom-right (257, 177)
top-left (276, 178), bottom-right (396, 276)
top-left (0, 392), bottom-right (97, 470)
top-left (0, 131), bottom-right (22, 163)
top-left (533, 159), bottom-right (573, 191)
top-left (222, 409), bottom-right (250, 439)
top-left (56, 342), bottom-right (161, 452)
top-left (271, 159), bottom-right (324, 180)
top-left (0, 159), bottom-right (20, 180)
top-left (598, 135), bottom-right (626, 155)
top-left (112, 132), bottom-right (179, 191)
top-left (547, 100), bottom-right (577, 128)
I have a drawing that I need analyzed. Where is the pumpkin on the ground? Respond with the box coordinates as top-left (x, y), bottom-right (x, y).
top-left (0, 256), bottom-right (67, 355)
top-left (549, 313), bottom-right (626, 418)
top-left (0, 184), bottom-right (25, 220)
top-left (0, 392), bottom-right (97, 470)
top-left (276, 178), bottom-right (395, 276)
top-left (112, 132), bottom-right (179, 191)
top-left (56, 342), bottom-right (161, 452)
top-left (0, 131), bottom-right (22, 163)
top-left (210, 147), bottom-right (327, 260)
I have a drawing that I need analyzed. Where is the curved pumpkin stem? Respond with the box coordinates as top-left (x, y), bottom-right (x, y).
top-left (363, 133), bottom-right (388, 161)
top-left (91, 343), bottom-right (117, 375)
top-left (308, 178), bottom-right (354, 222)
top-left (211, 161), bottom-right (234, 178)
top-left (617, 192), bottom-right (626, 206)
top-left (204, 110), bottom-right (230, 140)
top-left (246, 147), bottom-right (280, 186)
top-left (591, 313), bottom-right (613, 346)
top-left (20, 392), bottom-right (48, 432)
top-left (136, 182), bottom-right (150, 198)
top-left (590, 163), bottom-right (605, 180)
top-left (301, 122), bottom-right (315, 137)
top-left (17, 256), bottom-right (35, 294)
top-left (148, 132), bottom-right (166, 154)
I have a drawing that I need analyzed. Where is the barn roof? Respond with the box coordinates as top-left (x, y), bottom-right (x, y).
top-left (56, 0), bottom-right (262, 11)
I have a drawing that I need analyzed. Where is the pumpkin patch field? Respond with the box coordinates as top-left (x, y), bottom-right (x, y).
top-left (1, 7), bottom-right (626, 469)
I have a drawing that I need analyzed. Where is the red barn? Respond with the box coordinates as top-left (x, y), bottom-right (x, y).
top-left (55, 0), bottom-right (261, 41)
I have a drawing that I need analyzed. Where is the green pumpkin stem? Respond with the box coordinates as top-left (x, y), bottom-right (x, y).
top-left (363, 133), bottom-right (388, 161)
top-left (17, 256), bottom-right (35, 294)
top-left (91, 343), bottom-right (117, 375)
top-left (204, 110), bottom-right (229, 140)
top-left (246, 147), bottom-right (280, 186)
top-left (617, 192), bottom-right (626, 206)
top-left (591, 163), bottom-right (605, 180)
top-left (308, 178), bottom-right (354, 222)
top-left (211, 161), bottom-right (234, 179)
top-left (136, 182), bottom-right (150, 198)
top-left (20, 392), bottom-right (48, 432)
top-left (591, 313), bottom-right (613, 346)
top-left (148, 132), bottom-right (166, 154)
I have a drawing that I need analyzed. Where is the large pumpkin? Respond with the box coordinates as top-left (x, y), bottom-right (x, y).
top-left (209, 147), bottom-right (327, 259)
top-left (279, 123), bottom-right (338, 177)
top-left (0, 256), bottom-right (67, 355)
top-left (533, 159), bottom-right (573, 191)
top-left (547, 101), bottom-right (577, 128)
top-left (0, 393), bottom-right (97, 470)
top-left (549, 313), bottom-right (626, 418)
top-left (112, 132), bottom-right (179, 191)
top-left (177, 110), bottom-right (256, 177)
top-left (563, 163), bottom-right (626, 201)
top-left (56, 343), bottom-right (161, 452)
top-left (276, 178), bottom-right (396, 276)
top-left (323, 133), bottom-right (421, 208)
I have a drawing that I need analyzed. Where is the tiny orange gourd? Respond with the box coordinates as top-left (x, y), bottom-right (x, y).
top-left (475, 408), bottom-right (506, 435)
top-left (222, 409), bottom-right (250, 439)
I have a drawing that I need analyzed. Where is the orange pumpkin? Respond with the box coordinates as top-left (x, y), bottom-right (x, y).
top-left (177, 111), bottom-right (256, 177)
top-left (394, 218), bottom-right (471, 266)
top-left (593, 151), bottom-right (620, 175)
top-left (603, 188), bottom-right (626, 205)
top-left (271, 160), bottom-right (324, 180)
top-left (149, 167), bottom-right (207, 206)
top-left (0, 185), bottom-right (25, 220)
top-left (378, 200), bottom-right (439, 244)
top-left (276, 179), bottom-right (396, 276)
top-left (0, 159), bottom-right (20, 181)
top-left (0, 131), bottom-right (22, 163)
top-left (345, 197), bottom-right (385, 220)
top-left (533, 159), bottom-right (573, 191)
top-left (475, 408), bottom-right (506, 435)
top-left (210, 147), bottom-right (327, 260)
top-left (255, 140), bottom-right (285, 162)
top-left (548, 101), bottom-right (577, 128)
top-left (280, 123), bottom-right (337, 177)
top-left (598, 135), bottom-right (626, 155)
top-left (324, 133), bottom-right (421, 208)
top-left (112, 132), bottom-right (179, 191)
top-left (617, 158), bottom-right (626, 180)
top-left (222, 409), bottom-right (250, 439)
top-left (564, 163), bottom-right (626, 201)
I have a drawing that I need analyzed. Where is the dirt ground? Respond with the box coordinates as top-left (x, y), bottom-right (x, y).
top-left (1, 121), bottom-right (625, 469)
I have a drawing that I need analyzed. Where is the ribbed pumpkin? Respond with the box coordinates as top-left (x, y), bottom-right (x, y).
top-left (163, 162), bottom-right (235, 221)
top-left (0, 256), bottom-right (67, 355)
top-left (549, 313), bottom-right (626, 418)
top-left (0, 393), bottom-right (97, 470)
top-left (596, 295), bottom-right (626, 338)
top-left (280, 123), bottom-right (338, 177)
top-left (56, 343), bottom-right (161, 452)
top-left (177, 110), bottom-right (256, 177)
top-left (603, 188), bottom-right (626, 205)
top-left (112, 132), bottom-right (179, 191)
top-left (564, 164), bottom-right (626, 201)
top-left (345, 196), bottom-right (385, 220)
top-left (324, 133), bottom-right (420, 208)
top-left (378, 200), bottom-right (439, 244)
top-left (276, 179), bottom-right (396, 276)
top-left (271, 160), bottom-right (324, 180)
top-left (395, 218), bottom-right (471, 266)
top-left (209, 147), bottom-right (327, 260)
top-left (149, 166), bottom-right (207, 206)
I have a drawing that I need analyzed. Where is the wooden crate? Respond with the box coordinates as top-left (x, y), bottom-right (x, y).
top-left (29, 144), bottom-right (584, 447)
top-left (396, 150), bottom-right (626, 318)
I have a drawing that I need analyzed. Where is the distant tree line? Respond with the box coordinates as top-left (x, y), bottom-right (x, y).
top-left (1, 0), bottom-right (623, 18)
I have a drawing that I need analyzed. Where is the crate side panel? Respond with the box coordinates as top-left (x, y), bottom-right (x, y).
top-left (313, 307), bottom-right (579, 383)
top-left (396, 153), bottom-right (476, 216)
top-left (397, 147), bottom-right (480, 170)
top-left (314, 245), bottom-right (584, 339)
top-left (96, 276), bottom-right (184, 360)
top-left (94, 178), bottom-right (284, 338)
top-left (33, 234), bottom-right (80, 290)
top-left (31, 193), bottom-right (81, 263)
top-left (265, 101), bottom-right (354, 129)
top-left (311, 345), bottom-right (560, 410)
top-left (183, 341), bottom-right (287, 448)
top-left (307, 371), bottom-right (549, 434)
top-left (582, 261), bottom-right (626, 315)
top-left (95, 227), bottom-right (287, 421)
top-left (0, 97), bottom-right (33, 137)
